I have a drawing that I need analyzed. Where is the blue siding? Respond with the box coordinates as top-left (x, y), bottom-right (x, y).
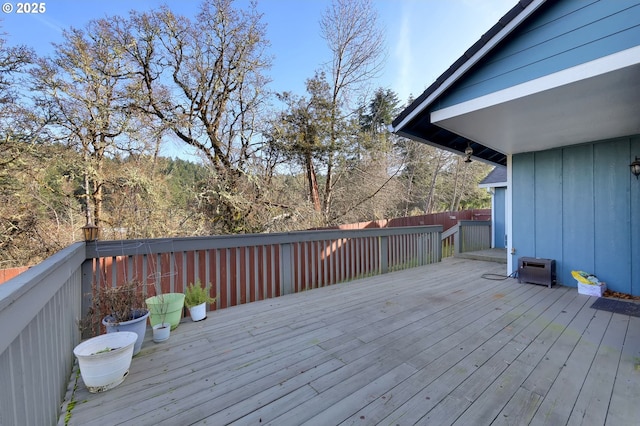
top-left (594, 140), bottom-right (631, 293)
top-left (511, 153), bottom-right (536, 267)
top-left (561, 144), bottom-right (595, 287)
top-left (513, 136), bottom-right (640, 295)
top-left (631, 136), bottom-right (640, 295)
top-left (534, 150), bottom-right (563, 270)
top-left (494, 187), bottom-right (506, 248)
top-left (435, 0), bottom-right (640, 109)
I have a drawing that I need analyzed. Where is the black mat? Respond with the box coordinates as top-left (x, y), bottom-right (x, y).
top-left (590, 297), bottom-right (640, 318)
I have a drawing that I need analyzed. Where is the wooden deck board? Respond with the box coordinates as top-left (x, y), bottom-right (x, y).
top-left (606, 315), bottom-right (640, 425)
top-left (566, 313), bottom-right (628, 426)
top-left (529, 306), bottom-right (611, 426)
top-left (61, 258), bottom-right (638, 426)
top-left (377, 286), bottom-right (562, 425)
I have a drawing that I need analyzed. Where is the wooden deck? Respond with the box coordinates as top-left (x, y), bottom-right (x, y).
top-left (61, 258), bottom-right (640, 425)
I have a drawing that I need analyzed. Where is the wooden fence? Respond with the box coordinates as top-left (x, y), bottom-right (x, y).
top-left (0, 266), bottom-right (30, 285)
top-left (324, 209), bottom-right (490, 231)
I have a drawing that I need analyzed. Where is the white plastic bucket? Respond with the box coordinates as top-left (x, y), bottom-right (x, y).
top-left (73, 331), bottom-right (137, 393)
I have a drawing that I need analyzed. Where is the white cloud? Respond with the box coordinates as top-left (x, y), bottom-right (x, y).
top-left (393, 3), bottom-right (413, 102)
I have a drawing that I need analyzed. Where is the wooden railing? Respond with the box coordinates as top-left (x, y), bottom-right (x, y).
top-left (83, 226), bottom-right (443, 315)
top-left (0, 226), bottom-right (441, 426)
top-left (0, 243), bottom-right (85, 426)
top-left (441, 220), bottom-right (491, 258)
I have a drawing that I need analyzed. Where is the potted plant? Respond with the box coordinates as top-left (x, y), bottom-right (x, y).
top-left (73, 331), bottom-right (137, 393)
top-left (151, 292), bottom-right (171, 343)
top-left (184, 280), bottom-right (216, 321)
top-left (81, 280), bottom-right (149, 356)
top-left (145, 283), bottom-right (185, 331)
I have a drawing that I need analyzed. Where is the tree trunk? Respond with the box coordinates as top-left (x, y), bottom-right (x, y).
top-left (323, 153), bottom-right (333, 217)
top-left (306, 153), bottom-right (321, 212)
top-left (454, 162), bottom-right (471, 211)
top-left (425, 150), bottom-right (446, 213)
top-left (450, 157), bottom-right (461, 211)
top-left (83, 156), bottom-right (91, 225)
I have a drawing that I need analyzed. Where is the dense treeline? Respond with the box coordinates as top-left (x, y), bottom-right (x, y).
top-left (0, 0), bottom-right (490, 268)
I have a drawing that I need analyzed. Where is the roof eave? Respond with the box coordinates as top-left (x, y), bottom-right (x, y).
top-left (391, 0), bottom-right (546, 134)
top-left (395, 128), bottom-right (507, 167)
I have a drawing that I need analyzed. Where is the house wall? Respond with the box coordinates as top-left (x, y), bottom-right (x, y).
top-left (435, 0), bottom-right (640, 109)
top-left (511, 135), bottom-right (640, 295)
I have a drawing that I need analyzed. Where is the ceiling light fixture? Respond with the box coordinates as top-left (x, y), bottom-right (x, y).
top-left (630, 156), bottom-right (640, 179)
top-left (464, 143), bottom-right (473, 163)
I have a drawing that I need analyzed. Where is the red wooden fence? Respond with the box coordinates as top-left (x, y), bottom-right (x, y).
top-left (322, 209), bottom-right (491, 232)
top-left (0, 266), bottom-right (30, 285)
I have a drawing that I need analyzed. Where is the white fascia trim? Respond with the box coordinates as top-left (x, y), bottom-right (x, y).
top-left (391, 0), bottom-right (547, 133)
top-left (478, 181), bottom-right (507, 189)
top-left (431, 45), bottom-right (640, 123)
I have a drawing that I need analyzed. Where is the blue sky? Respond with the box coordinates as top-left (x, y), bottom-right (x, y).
top-left (2, 0), bottom-right (515, 103)
top-left (1, 0), bottom-right (515, 159)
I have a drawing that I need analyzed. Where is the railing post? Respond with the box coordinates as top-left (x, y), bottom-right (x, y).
top-left (280, 243), bottom-right (293, 295)
top-left (81, 255), bottom-right (93, 339)
top-left (454, 223), bottom-right (461, 255)
top-left (418, 234), bottom-right (425, 266)
top-left (379, 236), bottom-right (389, 274)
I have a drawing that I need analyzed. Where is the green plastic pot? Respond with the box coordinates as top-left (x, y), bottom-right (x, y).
top-left (145, 293), bottom-right (185, 330)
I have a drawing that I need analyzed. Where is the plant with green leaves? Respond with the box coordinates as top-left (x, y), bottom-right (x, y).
top-left (184, 280), bottom-right (216, 308)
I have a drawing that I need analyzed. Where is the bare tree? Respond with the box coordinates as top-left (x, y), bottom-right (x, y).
top-left (0, 34), bottom-right (38, 173)
top-left (113, 0), bottom-right (272, 232)
top-left (32, 20), bottom-right (138, 227)
top-left (319, 0), bottom-right (385, 217)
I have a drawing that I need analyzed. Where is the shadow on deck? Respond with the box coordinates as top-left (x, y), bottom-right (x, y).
top-left (61, 258), bottom-right (640, 425)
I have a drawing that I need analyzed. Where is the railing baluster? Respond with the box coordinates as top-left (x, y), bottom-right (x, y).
top-left (204, 249), bottom-right (211, 303)
top-left (233, 248), bottom-right (239, 306)
top-left (141, 254), bottom-right (148, 296)
top-left (270, 244), bottom-right (276, 297)
top-left (215, 249), bottom-right (221, 310)
top-left (253, 246), bottom-right (258, 302)
top-left (323, 240), bottom-right (328, 286)
top-left (223, 248), bottom-right (229, 308)
top-left (280, 242), bottom-right (293, 295)
top-left (303, 242), bottom-right (309, 290)
top-left (311, 241), bottom-right (316, 289)
top-left (380, 236), bottom-right (388, 274)
top-left (247, 246), bottom-right (252, 303)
